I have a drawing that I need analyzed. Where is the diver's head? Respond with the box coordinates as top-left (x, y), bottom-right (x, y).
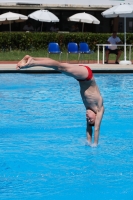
top-left (86, 109), bottom-right (96, 125)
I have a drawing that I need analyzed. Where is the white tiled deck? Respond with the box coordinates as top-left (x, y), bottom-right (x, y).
top-left (0, 63), bottom-right (133, 73)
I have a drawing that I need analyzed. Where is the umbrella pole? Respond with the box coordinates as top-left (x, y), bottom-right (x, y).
top-left (82, 23), bottom-right (84, 32)
top-left (41, 22), bottom-right (43, 32)
top-left (119, 17), bottom-right (131, 65)
top-left (9, 21), bottom-right (11, 32)
top-left (124, 17), bottom-right (126, 61)
top-left (9, 21), bottom-right (11, 51)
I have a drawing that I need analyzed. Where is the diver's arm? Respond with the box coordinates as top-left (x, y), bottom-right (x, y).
top-left (93, 106), bottom-right (104, 146)
top-left (86, 122), bottom-right (92, 145)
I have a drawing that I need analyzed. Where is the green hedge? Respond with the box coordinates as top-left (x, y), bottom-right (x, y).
top-left (1, 32), bottom-right (133, 51)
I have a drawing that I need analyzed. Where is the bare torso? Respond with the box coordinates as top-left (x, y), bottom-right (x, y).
top-left (79, 77), bottom-right (103, 113)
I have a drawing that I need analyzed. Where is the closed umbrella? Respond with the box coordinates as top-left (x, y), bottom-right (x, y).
top-left (68, 12), bottom-right (100, 32)
top-left (28, 9), bottom-right (59, 31)
top-left (102, 3), bottom-right (133, 65)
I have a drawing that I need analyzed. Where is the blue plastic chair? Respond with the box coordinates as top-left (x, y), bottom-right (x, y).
top-left (66, 42), bottom-right (80, 62)
top-left (78, 42), bottom-right (94, 63)
top-left (47, 42), bottom-right (62, 61)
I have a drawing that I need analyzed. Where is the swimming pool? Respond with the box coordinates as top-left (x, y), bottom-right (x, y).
top-left (0, 73), bottom-right (133, 200)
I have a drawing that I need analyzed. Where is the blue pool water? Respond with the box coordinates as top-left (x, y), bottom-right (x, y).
top-left (0, 73), bottom-right (133, 200)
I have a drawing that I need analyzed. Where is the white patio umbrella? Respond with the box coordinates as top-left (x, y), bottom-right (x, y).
top-left (101, 3), bottom-right (133, 65)
top-left (28, 9), bottom-right (59, 31)
top-left (0, 11), bottom-right (28, 32)
top-left (68, 12), bottom-right (100, 32)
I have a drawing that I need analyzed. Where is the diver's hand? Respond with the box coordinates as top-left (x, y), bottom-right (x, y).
top-left (85, 140), bottom-right (91, 146)
top-left (91, 143), bottom-right (98, 148)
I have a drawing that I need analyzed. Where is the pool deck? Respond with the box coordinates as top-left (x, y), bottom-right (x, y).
top-left (0, 61), bottom-right (133, 73)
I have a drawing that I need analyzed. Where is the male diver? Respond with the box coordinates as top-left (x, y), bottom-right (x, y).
top-left (17, 55), bottom-right (104, 147)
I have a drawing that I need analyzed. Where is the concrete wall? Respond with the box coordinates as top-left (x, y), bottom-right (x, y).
top-left (1, 0), bottom-right (133, 7)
